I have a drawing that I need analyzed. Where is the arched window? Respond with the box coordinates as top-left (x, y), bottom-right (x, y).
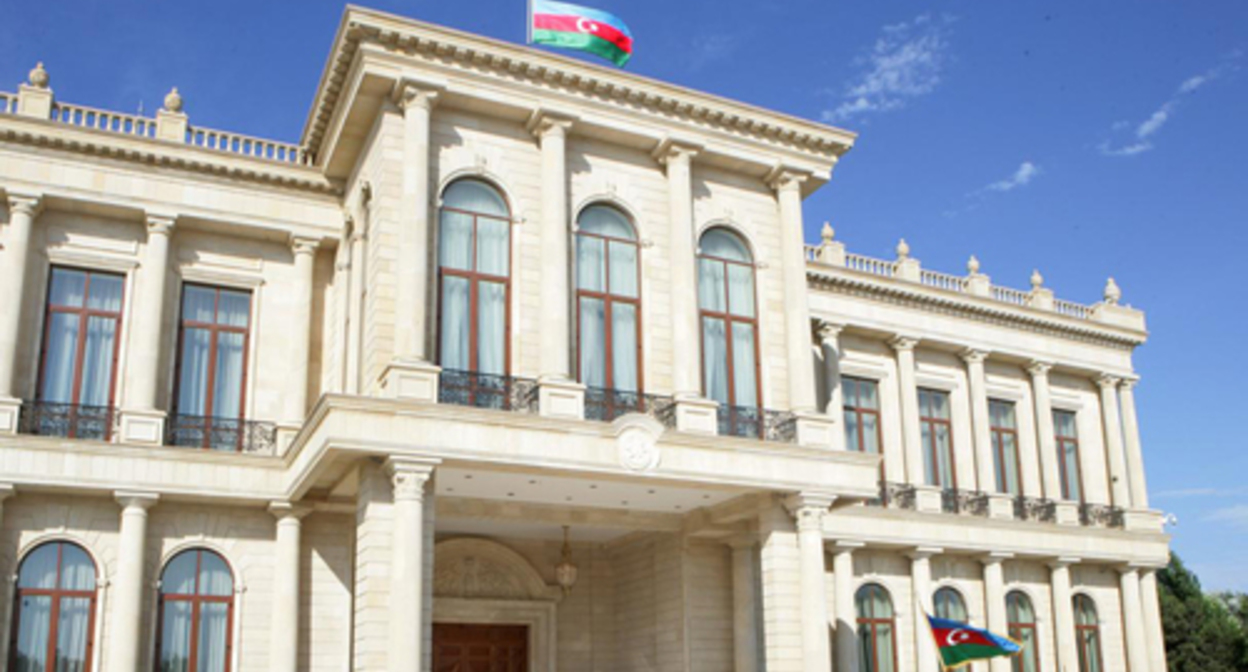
top-left (576, 205), bottom-right (641, 415)
top-left (697, 229), bottom-right (760, 434)
top-left (933, 586), bottom-right (968, 622)
top-left (1073, 594), bottom-right (1103, 672)
top-left (156, 549), bottom-right (234, 672)
top-left (856, 584), bottom-right (897, 672)
top-left (9, 541), bottom-right (98, 672)
top-left (1007, 591), bottom-right (1039, 672)
top-left (437, 179), bottom-right (511, 380)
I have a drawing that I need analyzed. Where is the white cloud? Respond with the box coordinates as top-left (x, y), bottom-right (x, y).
top-left (687, 33), bottom-right (739, 72)
top-left (1154, 486), bottom-right (1248, 499)
top-left (1100, 55), bottom-right (1240, 157)
top-left (823, 13), bottom-right (954, 123)
top-left (1205, 505), bottom-right (1248, 530)
top-left (985, 161), bottom-right (1041, 192)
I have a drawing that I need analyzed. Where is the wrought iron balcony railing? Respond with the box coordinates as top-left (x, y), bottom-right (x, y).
top-left (716, 405), bottom-right (797, 443)
top-left (583, 388), bottom-right (676, 427)
top-left (438, 370), bottom-right (538, 413)
top-left (165, 414), bottom-right (277, 454)
top-left (941, 489), bottom-right (990, 516)
top-left (864, 481), bottom-right (917, 510)
top-left (18, 401), bottom-right (115, 441)
top-left (1014, 495), bottom-right (1058, 523)
top-left (1079, 503), bottom-right (1125, 529)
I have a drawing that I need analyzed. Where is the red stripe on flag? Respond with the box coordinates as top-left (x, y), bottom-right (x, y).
top-left (534, 13), bottom-right (633, 53)
top-left (930, 628), bottom-right (996, 649)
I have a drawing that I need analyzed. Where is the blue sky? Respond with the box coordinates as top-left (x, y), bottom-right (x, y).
top-left (3, 1), bottom-right (1246, 590)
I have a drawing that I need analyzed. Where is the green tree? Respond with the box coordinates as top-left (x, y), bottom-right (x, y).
top-left (1158, 553), bottom-right (1247, 672)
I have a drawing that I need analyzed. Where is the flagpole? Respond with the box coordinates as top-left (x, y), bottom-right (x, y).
top-left (526, 0), bottom-right (533, 43)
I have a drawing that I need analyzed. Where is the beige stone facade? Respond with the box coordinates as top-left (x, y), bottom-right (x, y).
top-left (0, 8), bottom-right (1166, 672)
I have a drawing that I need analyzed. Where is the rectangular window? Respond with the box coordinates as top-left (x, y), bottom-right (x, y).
top-left (172, 285), bottom-right (252, 451)
top-left (989, 400), bottom-right (1022, 495)
top-left (1053, 410), bottom-right (1083, 502)
top-left (843, 376), bottom-right (882, 456)
top-left (34, 267), bottom-right (125, 440)
top-left (919, 388), bottom-right (956, 488)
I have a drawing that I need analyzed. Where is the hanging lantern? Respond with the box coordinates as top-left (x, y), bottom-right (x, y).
top-left (555, 525), bottom-right (579, 595)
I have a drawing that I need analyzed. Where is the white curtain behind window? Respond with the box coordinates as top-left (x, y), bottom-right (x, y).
top-left (440, 279), bottom-right (470, 371)
top-left (40, 313), bottom-right (79, 403)
top-left (160, 601), bottom-right (192, 672)
top-left (579, 298), bottom-right (605, 388)
top-left (611, 303), bottom-right (637, 392)
top-left (56, 597), bottom-right (91, 672)
top-left (79, 316), bottom-right (116, 406)
top-left (198, 604), bottom-right (229, 672)
top-left (477, 282), bottom-right (506, 376)
top-left (702, 318), bottom-right (727, 404)
top-left (730, 323), bottom-right (757, 408)
top-left (15, 595), bottom-right (51, 672)
top-left (212, 333), bottom-right (245, 421)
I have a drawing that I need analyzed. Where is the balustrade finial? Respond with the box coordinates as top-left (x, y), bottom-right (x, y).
top-left (896, 238), bottom-right (910, 260)
top-left (1030, 269), bottom-right (1044, 291)
top-left (967, 255), bottom-right (981, 275)
top-left (28, 62), bottom-right (49, 89)
top-left (821, 221), bottom-right (835, 245)
top-left (1104, 277), bottom-right (1122, 305)
top-left (163, 87), bottom-right (184, 113)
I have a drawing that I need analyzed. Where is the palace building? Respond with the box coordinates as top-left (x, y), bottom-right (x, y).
top-left (0, 7), bottom-right (1167, 672)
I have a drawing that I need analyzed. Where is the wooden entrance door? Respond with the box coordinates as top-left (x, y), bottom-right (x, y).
top-left (432, 623), bottom-right (528, 672)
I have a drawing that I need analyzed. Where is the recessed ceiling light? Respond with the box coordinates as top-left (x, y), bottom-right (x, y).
top-left (589, 484), bottom-right (598, 489)
top-left (648, 489), bottom-right (656, 494)
top-left (675, 505), bottom-right (683, 510)
top-left (447, 488), bottom-right (455, 493)
top-left (529, 480), bottom-right (538, 485)
top-left (507, 492), bottom-right (515, 497)
top-left (464, 475), bottom-right (473, 480)
top-left (566, 496), bottom-right (573, 501)
top-left (621, 501), bottom-right (629, 506)
top-left (702, 494), bottom-right (711, 499)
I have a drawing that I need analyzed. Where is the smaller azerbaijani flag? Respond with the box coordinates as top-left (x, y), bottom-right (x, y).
top-left (529, 0), bottom-right (633, 67)
top-left (927, 615), bottom-right (1022, 669)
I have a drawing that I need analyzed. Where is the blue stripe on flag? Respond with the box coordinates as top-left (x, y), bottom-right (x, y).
top-left (533, 0), bottom-right (632, 37)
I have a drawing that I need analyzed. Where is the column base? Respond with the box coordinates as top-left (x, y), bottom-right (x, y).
top-left (915, 485), bottom-right (943, 514)
top-left (379, 360), bottom-right (441, 402)
top-left (987, 493), bottom-right (1016, 520)
top-left (537, 377), bottom-right (585, 420)
top-left (792, 410), bottom-right (835, 449)
top-left (1122, 508), bottom-right (1164, 533)
top-left (0, 397), bottom-right (20, 435)
top-left (118, 409), bottom-right (167, 445)
top-left (673, 394), bottom-right (718, 435)
top-left (1055, 501), bottom-right (1080, 526)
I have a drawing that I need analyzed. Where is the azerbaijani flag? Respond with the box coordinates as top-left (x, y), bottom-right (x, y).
top-left (529, 0), bottom-right (633, 67)
top-left (927, 615), bottom-right (1022, 669)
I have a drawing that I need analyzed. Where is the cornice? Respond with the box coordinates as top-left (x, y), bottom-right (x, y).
top-left (0, 116), bottom-right (341, 196)
top-left (807, 266), bottom-right (1147, 350)
top-left (301, 6), bottom-right (856, 162)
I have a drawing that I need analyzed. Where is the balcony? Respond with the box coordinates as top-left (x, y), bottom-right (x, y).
top-left (717, 406), bottom-right (797, 443)
top-left (438, 370), bottom-right (539, 413)
top-left (165, 414), bottom-right (277, 455)
top-left (18, 401), bottom-right (115, 441)
top-left (940, 488), bottom-right (990, 516)
top-left (583, 388), bottom-right (676, 427)
top-left (1013, 496), bottom-right (1058, 523)
top-left (865, 481), bottom-right (917, 509)
top-left (1080, 502), bottom-right (1126, 529)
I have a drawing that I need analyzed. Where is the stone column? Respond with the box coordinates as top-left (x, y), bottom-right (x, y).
top-left (119, 214), bottom-right (176, 444)
top-left (1118, 568), bottom-right (1150, 672)
top-left (1048, 558), bottom-right (1079, 672)
top-left (1119, 378), bottom-right (1149, 509)
top-left (963, 349), bottom-right (995, 493)
top-left (981, 553), bottom-right (1012, 672)
top-left (757, 504), bottom-right (802, 672)
top-left (345, 219), bottom-right (366, 395)
top-left (109, 493), bottom-right (158, 672)
top-left (532, 112), bottom-right (574, 380)
top-left (0, 484), bottom-right (13, 522)
top-left (269, 502), bottom-right (310, 672)
top-left (382, 84), bottom-right (441, 401)
top-left (891, 337), bottom-right (924, 486)
top-left (818, 323), bottom-right (844, 421)
top-left (832, 542), bottom-right (862, 672)
top-left (771, 168), bottom-right (816, 413)
top-left (1097, 375), bottom-right (1131, 507)
top-left (0, 193), bottom-right (42, 432)
top-left (728, 538), bottom-right (761, 672)
top-left (386, 457), bottom-right (437, 672)
top-left (1028, 362), bottom-right (1062, 500)
top-left (285, 237), bottom-right (319, 425)
top-left (909, 547), bottom-right (941, 672)
top-left (1140, 569), bottom-right (1167, 672)
top-left (786, 494), bottom-right (835, 672)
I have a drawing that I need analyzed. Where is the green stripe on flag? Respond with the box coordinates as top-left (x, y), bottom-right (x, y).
top-left (940, 643), bottom-right (1017, 668)
top-left (532, 29), bottom-right (630, 66)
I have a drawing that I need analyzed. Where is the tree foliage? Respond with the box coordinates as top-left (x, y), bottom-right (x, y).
top-left (1158, 553), bottom-right (1247, 672)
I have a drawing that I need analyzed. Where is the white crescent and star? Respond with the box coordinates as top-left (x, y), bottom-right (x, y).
top-left (576, 18), bottom-right (601, 34)
top-left (946, 629), bottom-right (973, 646)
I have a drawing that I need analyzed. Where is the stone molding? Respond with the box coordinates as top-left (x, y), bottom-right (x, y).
top-left (432, 538), bottom-right (561, 602)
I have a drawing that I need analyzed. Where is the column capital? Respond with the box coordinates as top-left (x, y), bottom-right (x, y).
top-left (6, 191), bottom-right (43, 217)
top-left (115, 491), bottom-right (159, 510)
top-left (816, 320), bottom-right (844, 343)
top-left (960, 348), bottom-right (990, 365)
top-left (1096, 373), bottom-right (1122, 390)
top-left (385, 456), bottom-right (439, 501)
top-left (290, 235), bottom-right (320, 257)
top-left (145, 212), bottom-right (177, 236)
top-left (1046, 556), bottom-right (1080, 570)
top-left (1027, 360), bottom-right (1054, 377)
top-left (393, 80), bottom-right (442, 112)
top-left (526, 108), bottom-right (576, 138)
top-left (764, 164), bottom-right (810, 193)
top-left (268, 501), bottom-right (313, 521)
top-left (978, 551), bottom-right (1014, 565)
top-left (906, 546), bottom-right (943, 561)
top-left (889, 335), bottom-right (921, 352)
top-left (1119, 375), bottom-right (1140, 391)
top-left (833, 539), bottom-right (865, 553)
top-left (783, 492), bottom-right (836, 530)
top-left (0, 483), bottom-right (14, 501)
top-left (651, 136), bottom-right (702, 166)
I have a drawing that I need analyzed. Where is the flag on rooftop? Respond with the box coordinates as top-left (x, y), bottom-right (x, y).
top-left (528, 0), bottom-right (633, 67)
top-left (927, 615), bottom-right (1023, 669)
